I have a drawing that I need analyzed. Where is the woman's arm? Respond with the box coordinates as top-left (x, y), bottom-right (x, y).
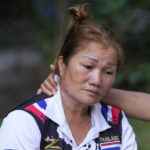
top-left (104, 88), bottom-right (150, 121)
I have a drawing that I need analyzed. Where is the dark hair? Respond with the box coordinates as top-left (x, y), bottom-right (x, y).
top-left (54, 3), bottom-right (124, 75)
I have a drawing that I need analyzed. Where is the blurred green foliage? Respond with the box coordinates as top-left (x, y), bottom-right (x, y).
top-left (115, 63), bottom-right (150, 91)
top-left (129, 118), bottom-right (150, 149)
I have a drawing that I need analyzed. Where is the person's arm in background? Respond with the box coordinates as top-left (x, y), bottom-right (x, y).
top-left (104, 88), bottom-right (150, 121)
top-left (37, 65), bottom-right (150, 121)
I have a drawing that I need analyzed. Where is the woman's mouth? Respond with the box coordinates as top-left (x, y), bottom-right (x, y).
top-left (85, 89), bottom-right (100, 96)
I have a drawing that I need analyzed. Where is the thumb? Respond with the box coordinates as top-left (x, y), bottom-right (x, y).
top-left (50, 64), bottom-right (56, 72)
top-left (37, 88), bottom-right (42, 95)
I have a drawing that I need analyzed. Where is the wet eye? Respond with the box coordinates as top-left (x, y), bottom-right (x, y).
top-left (107, 72), bottom-right (112, 75)
top-left (105, 71), bottom-right (113, 75)
top-left (83, 65), bottom-right (93, 70)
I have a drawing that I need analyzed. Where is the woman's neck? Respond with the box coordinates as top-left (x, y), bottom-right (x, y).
top-left (60, 86), bottom-right (91, 146)
top-left (60, 86), bottom-right (90, 118)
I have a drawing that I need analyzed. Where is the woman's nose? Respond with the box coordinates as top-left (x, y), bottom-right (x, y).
top-left (89, 70), bottom-right (102, 87)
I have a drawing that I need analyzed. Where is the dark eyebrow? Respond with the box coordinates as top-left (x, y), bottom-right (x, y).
top-left (82, 56), bottom-right (98, 62)
top-left (82, 56), bottom-right (117, 67)
top-left (108, 62), bottom-right (117, 67)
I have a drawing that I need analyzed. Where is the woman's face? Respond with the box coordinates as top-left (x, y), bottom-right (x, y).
top-left (58, 41), bottom-right (117, 106)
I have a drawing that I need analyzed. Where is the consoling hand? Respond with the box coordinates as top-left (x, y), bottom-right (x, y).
top-left (37, 64), bottom-right (57, 96)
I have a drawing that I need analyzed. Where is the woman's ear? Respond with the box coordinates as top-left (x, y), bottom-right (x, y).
top-left (58, 56), bottom-right (65, 77)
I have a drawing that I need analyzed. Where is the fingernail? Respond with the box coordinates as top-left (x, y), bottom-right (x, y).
top-left (48, 91), bottom-right (52, 96)
top-left (53, 90), bottom-right (56, 95)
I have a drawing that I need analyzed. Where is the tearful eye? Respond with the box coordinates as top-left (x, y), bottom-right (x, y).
top-left (83, 65), bottom-right (93, 70)
top-left (106, 72), bottom-right (113, 75)
top-left (105, 71), bottom-right (113, 75)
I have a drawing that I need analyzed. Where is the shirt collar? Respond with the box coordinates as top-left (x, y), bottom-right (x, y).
top-left (45, 84), bottom-right (66, 126)
top-left (90, 103), bottom-right (111, 133)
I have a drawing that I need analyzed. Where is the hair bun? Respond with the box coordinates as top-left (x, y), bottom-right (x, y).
top-left (68, 3), bottom-right (91, 22)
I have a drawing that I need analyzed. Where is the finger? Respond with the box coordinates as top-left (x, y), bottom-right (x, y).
top-left (47, 74), bottom-right (57, 90)
top-left (37, 88), bottom-right (42, 95)
top-left (44, 79), bottom-right (56, 91)
top-left (42, 77), bottom-right (57, 95)
top-left (40, 83), bottom-right (53, 96)
top-left (45, 80), bottom-right (57, 95)
top-left (50, 64), bottom-right (56, 72)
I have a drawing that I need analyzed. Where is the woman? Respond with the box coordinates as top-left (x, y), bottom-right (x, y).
top-left (0, 3), bottom-right (137, 150)
top-left (38, 64), bottom-right (150, 121)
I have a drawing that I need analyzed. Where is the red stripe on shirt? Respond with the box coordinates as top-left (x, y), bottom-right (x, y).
top-left (24, 105), bottom-right (46, 123)
top-left (101, 141), bottom-right (120, 146)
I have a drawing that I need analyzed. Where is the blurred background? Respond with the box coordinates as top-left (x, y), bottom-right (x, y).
top-left (0, 0), bottom-right (150, 149)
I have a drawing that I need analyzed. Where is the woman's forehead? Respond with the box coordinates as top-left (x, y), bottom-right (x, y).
top-left (75, 42), bottom-right (118, 58)
top-left (80, 54), bottom-right (117, 67)
top-left (69, 43), bottom-right (118, 67)
top-left (76, 41), bottom-right (116, 53)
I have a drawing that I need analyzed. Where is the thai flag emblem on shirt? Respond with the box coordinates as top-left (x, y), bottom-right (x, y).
top-left (100, 141), bottom-right (121, 150)
top-left (101, 104), bottom-right (120, 125)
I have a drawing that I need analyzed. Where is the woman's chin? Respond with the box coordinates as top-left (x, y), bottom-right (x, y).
top-left (77, 97), bottom-right (102, 106)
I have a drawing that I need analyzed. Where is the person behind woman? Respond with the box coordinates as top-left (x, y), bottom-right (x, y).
top-left (0, 3), bottom-right (137, 150)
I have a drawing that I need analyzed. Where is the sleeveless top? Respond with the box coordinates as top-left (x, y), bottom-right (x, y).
top-left (14, 93), bottom-right (123, 150)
